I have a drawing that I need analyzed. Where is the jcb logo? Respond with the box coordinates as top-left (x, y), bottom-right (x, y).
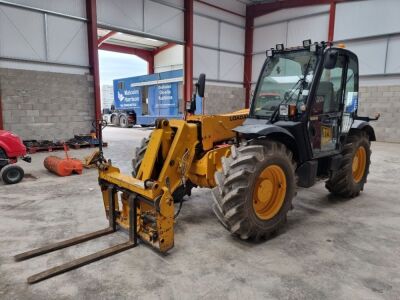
top-left (229, 114), bottom-right (248, 121)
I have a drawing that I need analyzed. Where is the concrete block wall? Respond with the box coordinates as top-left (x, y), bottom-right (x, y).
top-left (203, 84), bottom-right (245, 115)
top-left (0, 68), bottom-right (94, 141)
top-left (358, 85), bottom-right (400, 143)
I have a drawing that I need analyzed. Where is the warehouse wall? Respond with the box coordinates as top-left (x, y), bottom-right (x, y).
top-left (358, 83), bottom-right (400, 143)
top-left (335, 0), bottom-right (400, 142)
top-left (193, 0), bottom-right (246, 114)
top-left (0, 68), bottom-right (94, 140)
top-left (0, 0), bottom-right (92, 140)
top-left (97, 0), bottom-right (184, 43)
top-left (154, 45), bottom-right (183, 73)
top-left (251, 0), bottom-right (400, 142)
top-left (252, 4), bottom-right (330, 84)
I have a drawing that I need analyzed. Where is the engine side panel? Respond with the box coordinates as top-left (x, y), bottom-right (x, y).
top-left (187, 109), bottom-right (248, 151)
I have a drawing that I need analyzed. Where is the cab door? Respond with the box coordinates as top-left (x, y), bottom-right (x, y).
top-left (308, 49), bottom-right (347, 157)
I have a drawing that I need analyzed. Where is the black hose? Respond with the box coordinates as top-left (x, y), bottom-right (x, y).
top-left (174, 195), bottom-right (184, 219)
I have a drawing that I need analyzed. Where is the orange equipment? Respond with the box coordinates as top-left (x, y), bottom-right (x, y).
top-left (43, 145), bottom-right (83, 176)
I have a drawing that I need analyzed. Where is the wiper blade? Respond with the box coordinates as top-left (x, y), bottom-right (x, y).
top-left (270, 56), bottom-right (313, 123)
top-left (269, 77), bottom-right (303, 122)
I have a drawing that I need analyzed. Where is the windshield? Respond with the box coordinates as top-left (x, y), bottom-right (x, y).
top-left (252, 50), bottom-right (319, 118)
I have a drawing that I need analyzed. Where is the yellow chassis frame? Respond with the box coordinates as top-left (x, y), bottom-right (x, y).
top-left (98, 110), bottom-right (248, 252)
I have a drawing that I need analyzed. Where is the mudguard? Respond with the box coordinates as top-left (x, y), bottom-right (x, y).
top-left (351, 120), bottom-right (376, 141)
top-left (234, 119), bottom-right (295, 140)
top-left (234, 119), bottom-right (307, 162)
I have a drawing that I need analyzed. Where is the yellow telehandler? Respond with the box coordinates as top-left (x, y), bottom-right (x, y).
top-left (15, 41), bottom-right (379, 284)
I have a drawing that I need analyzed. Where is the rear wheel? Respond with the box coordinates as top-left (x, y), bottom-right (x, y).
top-left (132, 138), bottom-right (193, 202)
top-left (1, 165), bottom-right (24, 184)
top-left (212, 141), bottom-right (296, 240)
top-left (119, 115), bottom-right (130, 128)
top-left (326, 131), bottom-right (371, 197)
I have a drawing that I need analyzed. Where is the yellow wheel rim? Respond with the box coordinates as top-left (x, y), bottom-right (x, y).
top-left (352, 146), bottom-right (366, 183)
top-left (253, 165), bottom-right (287, 220)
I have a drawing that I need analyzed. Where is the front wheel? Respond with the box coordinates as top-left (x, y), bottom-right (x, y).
top-left (212, 141), bottom-right (296, 240)
top-left (326, 131), bottom-right (371, 198)
top-left (111, 115), bottom-right (119, 126)
top-left (1, 165), bottom-right (24, 184)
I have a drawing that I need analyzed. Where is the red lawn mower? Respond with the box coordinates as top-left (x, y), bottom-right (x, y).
top-left (0, 130), bottom-right (31, 184)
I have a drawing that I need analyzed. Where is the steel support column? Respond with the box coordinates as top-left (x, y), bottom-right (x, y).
top-left (244, 15), bottom-right (254, 108)
top-left (184, 0), bottom-right (194, 103)
top-left (86, 0), bottom-right (101, 136)
top-left (328, 0), bottom-right (336, 42)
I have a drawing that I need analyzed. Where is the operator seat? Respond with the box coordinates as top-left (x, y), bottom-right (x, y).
top-left (314, 81), bottom-right (335, 114)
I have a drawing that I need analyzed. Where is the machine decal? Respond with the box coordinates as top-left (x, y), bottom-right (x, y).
top-left (114, 87), bottom-right (142, 110)
top-left (229, 114), bottom-right (248, 121)
top-left (311, 95), bottom-right (324, 115)
top-left (148, 83), bottom-right (179, 116)
top-left (345, 92), bottom-right (358, 113)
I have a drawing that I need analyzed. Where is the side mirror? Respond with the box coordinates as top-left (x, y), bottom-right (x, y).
top-left (324, 50), bottom-right (338, 69)
top-left (196, 73), bottom-right (206, 98)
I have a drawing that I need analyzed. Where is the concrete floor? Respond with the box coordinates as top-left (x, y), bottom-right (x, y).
top-left (0, 126), bottom-right (399, 299)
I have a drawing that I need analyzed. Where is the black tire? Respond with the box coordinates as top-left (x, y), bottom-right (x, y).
top-left (1, 165), bottom-right (24, 184)
top-left (326, 131), bottom-right (371, 198)
top-left (212, 141), bottom-right (296, 240)
top-left (119, 115), bottom-right (130, 128)
top-left (131, 138), bottom-right (193, 202)
top-left (131, 137), bottom-right (150, 177)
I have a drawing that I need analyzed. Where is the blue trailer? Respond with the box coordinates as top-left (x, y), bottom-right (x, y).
top-left (103, 69), bottom-right (201, 127)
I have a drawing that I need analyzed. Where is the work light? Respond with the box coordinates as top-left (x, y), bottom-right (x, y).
top-left (276, 44), bottom-right (284, 51)
top-left (303, 39), bottom-right (312, 48)
top-left (310, 43), bottom-right (317, 52)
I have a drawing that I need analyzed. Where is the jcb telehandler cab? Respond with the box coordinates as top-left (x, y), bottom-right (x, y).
top-left (15, 41), bottom-right (378, 284)
top-left (212, 40), bottom-right (379, 240)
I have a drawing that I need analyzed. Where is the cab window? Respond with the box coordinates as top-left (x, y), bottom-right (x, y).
top-left (312, 55), bottom-right (346, 115)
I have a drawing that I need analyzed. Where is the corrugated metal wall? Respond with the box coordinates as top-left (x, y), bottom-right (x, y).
top-left (251, 0), bottom-right (400, 84)
top-left (193, 1), bottom-right (246, 85)
top-left (0, 0), bottom-right (188, 74)
top-left (97, 0), bottom-right (184, 43)
top-left (335, 0), bottom-right (400, 77)
top-left (252, 4), bottom-right (330, 83)
top-left (0, 0), bottom-right (89, 73)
